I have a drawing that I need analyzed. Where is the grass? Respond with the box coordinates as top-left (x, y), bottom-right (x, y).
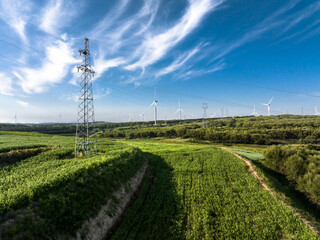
top-left (0, 133), bottom-right (147, 239)
top-left (1, 132), bottom-right (319, 239)
top-left (111, 140), bottom-right (318, 239)
top-left (229, 147), bottom-right (320, 232)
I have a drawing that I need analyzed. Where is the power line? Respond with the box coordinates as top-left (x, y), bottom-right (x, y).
top-left (0, 53), bottom-right (40, 69)
top-left (0, 38), bottom-right (47, 60)
top-left (204, 77), bottom-right (320, 99)
top-left (1, 33), bottom-right (46, 55)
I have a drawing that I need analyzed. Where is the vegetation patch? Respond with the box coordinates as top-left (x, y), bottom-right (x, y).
top-left (0, 133), bottom-right (147, 239)
top-left (0, 146), bottom-right (52, 167)
top-left (110, 141), bottom-right (318, 239)
top-left (264, 145), bottom-right (320, 206)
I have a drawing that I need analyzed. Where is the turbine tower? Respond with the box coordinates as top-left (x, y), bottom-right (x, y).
top-left (202, 103), bottom-right (208, 128)
top-left (140, 112), bottom-right (145, 122)
top-left (262, 97), bottom-right (273, 116)
top-left (176, 99), bottom-right (184, 120)
top-left (75, 38), bottom-right (97, 157)
top-left (315, 106), bottom-right (320, 116)
top-left (150, 87), bottom-right (158, 125)
top-left (251, 104), bottom-right (259, 116)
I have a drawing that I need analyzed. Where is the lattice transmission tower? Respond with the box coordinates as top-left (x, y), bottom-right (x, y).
top-left (75, 38), bottom-right (97, 157)
top-left (202, 103), bottom-right (208, 128)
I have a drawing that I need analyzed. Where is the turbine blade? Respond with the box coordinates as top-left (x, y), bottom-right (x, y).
top-left (268, 97), bottom-right (274, 104)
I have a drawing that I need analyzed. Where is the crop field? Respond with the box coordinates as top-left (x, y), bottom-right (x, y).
top-left (0, 132), bottom-right (146, 239)
top-left (111, 140), bottom-right (318, 239)
top-left (0, 133), bottom-right (319, 239)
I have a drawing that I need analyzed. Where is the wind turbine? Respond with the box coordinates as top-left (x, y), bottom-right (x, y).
top-left (176, 100), bottom-right (183, 120)
top-left (150, 87), bottom-right (158, 124)
top-left (315, 106), bottom-right (320, 116)
top-left (251, 105), bottom-right (259, 116)
top-left (139, 112), bottom-right (145, 121)
top-left (261, 97), bottom-right (273, 116)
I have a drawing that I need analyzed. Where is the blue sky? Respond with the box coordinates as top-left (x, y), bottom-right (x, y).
top-left (0, 0), bottom-right (320, 123)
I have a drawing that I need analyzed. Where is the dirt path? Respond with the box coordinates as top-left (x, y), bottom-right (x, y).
top-left (223, 148), bottom-right (320, 237)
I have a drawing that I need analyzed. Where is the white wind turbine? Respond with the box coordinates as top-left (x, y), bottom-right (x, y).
top-left (315, 106), bottom-right (320, 116)
top-left (150, 88), bottom-right (158, 124)
top-left (261, 97), bottom-right (273, 116)
top-left (251, 104), bottom-right (259, 116)
top-left (176, 100), bottom-right (183, 120)
top-left (139, 112), bottom-right (145, 122)
top-left (210, 112), bottom-right (216, 118)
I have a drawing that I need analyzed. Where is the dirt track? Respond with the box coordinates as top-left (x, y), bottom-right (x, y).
top-left (223, 148), bottom-right (320, 237)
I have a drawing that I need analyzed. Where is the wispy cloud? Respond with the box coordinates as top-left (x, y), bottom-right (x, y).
top-left (0, 72), bottom-right (14, 96)
top-left (39, 0), bottom-right (78, 35)
top-left (156, 46), bottom-right (201, 77)
top-left (90, 0), bottom-right (160, 77)
top-left (95, 88), bottom-right (112, 99)
top-left (0, 0), bottom-right (32, 42)
top-left (126, 0), bottom-right (224, 71)
top-left (14, 39), bottom-right (80, 94)
top-left (211, 0), bottom-right (320, 61)
top-left (176, 59), bottom-right (226, 79)
top-left (16, 100), bottom-right (29, 107)
top-left (91, 0), bottom-right (131, 39)
top-left (94, 57), bottom-right (126, 79)
top-left (281, 1), bottom-right (320, 34)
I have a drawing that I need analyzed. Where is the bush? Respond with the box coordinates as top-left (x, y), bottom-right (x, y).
top-left (264, 145), bottom-right (320, 205)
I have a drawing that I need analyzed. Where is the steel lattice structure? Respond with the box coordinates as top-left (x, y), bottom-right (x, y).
top-left (75, 38), bottom-right (97, 157)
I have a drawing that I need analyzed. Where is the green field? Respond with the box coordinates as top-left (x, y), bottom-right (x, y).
top-left (111, 140), bottom-right (318, 239)
top-left (0, 132), bottom-right (319, 239)
top-left (0, 133), bottom-right (146, 239)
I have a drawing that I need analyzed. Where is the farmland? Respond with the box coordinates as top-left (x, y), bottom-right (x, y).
top-left (0, 131), bottom-right (319, 239)
top-left (0, 132), bottom-right (146, 239)
top-left (111, 140), bottom-right (318, 239)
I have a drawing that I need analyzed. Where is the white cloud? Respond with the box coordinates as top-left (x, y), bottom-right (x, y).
top-left (60, 92), bottom-right (78, 102)
top-left (211, 0), bottom-right (320, 61)
top-left (95, 88), bottom-right (112, 99)
top-left (91, 0), bottom-right (131, 39)
top-left (282, 1), bottom-right (320, 34)
top-left (125, 0), bottom-right (224, 71)
top-left (156, 46), bottom-right (200, 77)
top-left (177, 60), bottom-right (225, 79)
top-left (0, 72), bottom-right (14, 96)
top-left (90, 0), bottom-right (160, 79)
top-left (14, 40), bottom-right (80, 94)
top-left (39, 0), bottom-right (78, 35)
top-left (16, 100), bottom-right (29, 107)
top-left (93, 57), bottom-right (127, 79)
top-left (0, 0), bottom-right (32, 41)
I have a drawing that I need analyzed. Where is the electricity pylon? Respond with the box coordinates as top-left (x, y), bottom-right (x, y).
top-left (202, 103), bottom-right (208, 128)
top-left (75, 38), bottom-right (97, 157)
